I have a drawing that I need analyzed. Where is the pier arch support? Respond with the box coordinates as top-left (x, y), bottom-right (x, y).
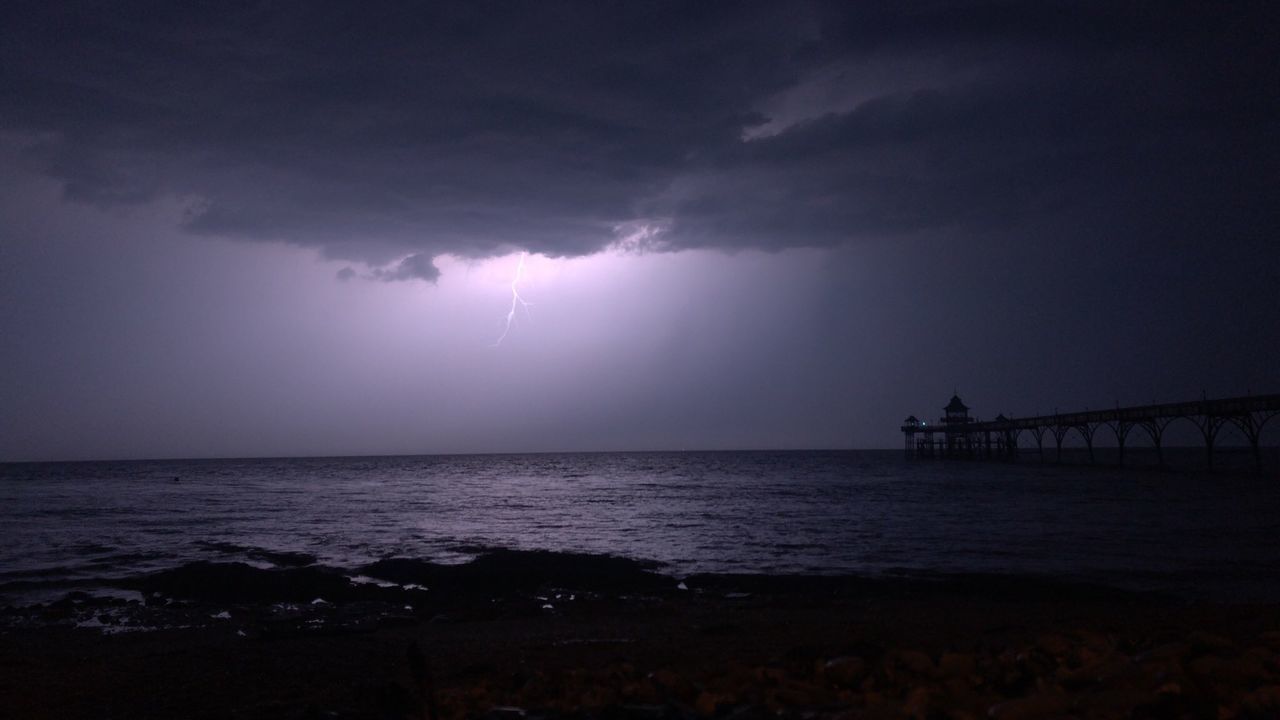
top-left (1227, 410), bottom-right (1279, 473)
top-left (1029, 426), bottom-right (1048, 463)
top-left (1189, 414), bottom-right (1227, 471)
top-left (1071, 423), bottom-right (1098, 464)
top-left (1138, 418), bottom-right (1176, 468)
top-left (1103, 420), bottom-right (1134, 466)
top-left (1050, 424), bottom-right (1071, 463)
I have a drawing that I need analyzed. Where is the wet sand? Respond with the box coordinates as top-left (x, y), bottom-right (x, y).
top-left (4, 565), bottom-right (1280, 720)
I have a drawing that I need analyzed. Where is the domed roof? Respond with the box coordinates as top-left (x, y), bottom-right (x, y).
top-left (944, 394), bottom-right (969, 412)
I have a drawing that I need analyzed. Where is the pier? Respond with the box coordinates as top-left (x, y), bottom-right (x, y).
top-left (902, 393), bottom-right (1280, 472)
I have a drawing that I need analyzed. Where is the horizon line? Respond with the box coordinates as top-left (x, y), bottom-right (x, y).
top-left (1, 446), bottom-right (894, 465)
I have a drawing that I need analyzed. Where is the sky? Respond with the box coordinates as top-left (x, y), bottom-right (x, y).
top-left (2, 1), bottom-right (1278, 461)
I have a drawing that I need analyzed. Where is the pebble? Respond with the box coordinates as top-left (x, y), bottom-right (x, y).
top-left (987, 690), bottom-right (1066, 720)
top-left (938, 651), bottom-right (977, 679)
top-left (891, 649), bottom-right (935, 676)
top-left (694, 691), bottom-right (730, 717)
top-left (820, 657), bottom-right (867, 687)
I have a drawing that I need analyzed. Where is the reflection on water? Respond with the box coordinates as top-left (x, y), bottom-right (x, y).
top-left (2, 450), bottom-right (1279, 601)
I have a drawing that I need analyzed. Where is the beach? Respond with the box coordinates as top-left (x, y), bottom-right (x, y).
top-left (5, 455), bottom-right (1280, 718)
top-left (4, 551), bottom-right (1280, 719)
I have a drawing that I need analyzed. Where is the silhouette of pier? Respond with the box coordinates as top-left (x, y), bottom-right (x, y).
top-left (902, 393), bottom-right (1280, 472)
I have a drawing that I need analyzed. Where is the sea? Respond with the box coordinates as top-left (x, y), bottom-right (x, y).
top-left (3, 450), bottom-right (1280, 605)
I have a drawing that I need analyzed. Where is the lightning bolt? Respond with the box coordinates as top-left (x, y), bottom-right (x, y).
top-left (492, 252), bottom-right (532, 346)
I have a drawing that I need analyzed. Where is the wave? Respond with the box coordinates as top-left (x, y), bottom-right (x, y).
top-left (193, 541), bottom-right (317, 567)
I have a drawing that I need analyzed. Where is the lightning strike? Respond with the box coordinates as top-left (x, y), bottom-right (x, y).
top-left (492, 252), bottom-right (532, 346)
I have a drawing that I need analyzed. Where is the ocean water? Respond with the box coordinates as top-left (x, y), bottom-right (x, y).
top-left (2, 450), bottom-right (1279, 603)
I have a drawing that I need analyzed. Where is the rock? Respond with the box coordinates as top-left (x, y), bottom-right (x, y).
top-left (362, 549), bottom-right (674, 595)
top-left (39, 606), bottom-right (73, 621)
top-left (1130, 692), bottom-right (1216, 720)
top-left (1067, 631), bottom-right (1116, 670)
top-left (1187, 631), bottom-right (1234, 655)
top-left (649, 669), bottom-right (697, 702)
top-left (1073, 688), bottom-right (1161, 717)
top-left (1136, 642), bottom-right (1188, 683)
top-left (986, 691), bottom-right (1066, 720)
top-left (892, 649), bottom-right (935, 676)
top-left (1240, 685), bottom-right (1280, 715)
top-left (484, 706), bottom-right (527, 720)
top-left (766, 678), bottom-right (824, 709)
top-left (989, 666), bottom-right (1037, 696)
top-left (376, 613), bottom-right (417, 629)
top-left (1219, 653), bottom-right (1273, 685)
top-left (939, 652), bottom-right (977, 679)
top-left (720, 705), bottom-right (772, 720)
top-left (1258, 631), bottom-right (1280, 651)
top-left (1137, 642), bottom-right (1189, 664)
top-left (601, 704), bottom-right (670, 720)
top-left (1036, 634), bottom-right (1073, 659)
top-left (902, 686), bottom-right (936, 719)
top-left (1189, 655), bottom-right (1225, 680)
top-left (121, 562), bottom-right (357, 603)
top-left (751, 667), bottom-right (787, 684)
top-left (577, 685), bottom-right (621, 710)
top-left (1073, 629), bottom-right (1115, 654)
top-left (1242, 646), bottom-right (1276, 677)
top-left (821, 657), bottom-right (868, 688)
top-left (1014, 647), bottom-right (1058, 677)
top-left (1059, 653), bottom-right (1133, 690)
top-left (695, 691), bottom-right (730, 717)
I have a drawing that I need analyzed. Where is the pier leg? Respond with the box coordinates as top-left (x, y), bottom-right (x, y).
top-left (1199, 418), bottom-right (1220, 472)
top-left (1112, 421), bottom-right (1131, 468)
top-left (1236, 417), bottom-right (1265, 475)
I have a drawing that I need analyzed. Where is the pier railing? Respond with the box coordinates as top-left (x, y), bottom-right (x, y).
top-left (901, 393), bottom-right (1280, 471)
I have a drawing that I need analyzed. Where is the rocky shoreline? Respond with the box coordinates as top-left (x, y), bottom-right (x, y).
top-left (3, 550), bottom-right (1279, 719)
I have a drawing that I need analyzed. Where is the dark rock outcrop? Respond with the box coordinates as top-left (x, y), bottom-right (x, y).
top-left (121, 561), bottom-right (358, 603)
top-left (362, 549), bottom-right (673, 595)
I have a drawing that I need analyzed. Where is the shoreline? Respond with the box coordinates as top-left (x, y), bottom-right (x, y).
top-left (4, 551), bottom-right (1280, 719)
top-left (1, 546), bottom-right (1273, 633)
top-left (0, 545), bottom-right (1232, 629)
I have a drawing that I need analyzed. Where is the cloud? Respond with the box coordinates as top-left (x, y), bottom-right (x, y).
top-left (2, 1), bottom-right (1275, 272)
top-left (367, 254), bottom-right (440, 284)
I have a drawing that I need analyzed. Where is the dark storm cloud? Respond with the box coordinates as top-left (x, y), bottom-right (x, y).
top-left (2, 1), bottom-right (1275, 276)
top-left (368, 253), bottom-right (440, 283)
